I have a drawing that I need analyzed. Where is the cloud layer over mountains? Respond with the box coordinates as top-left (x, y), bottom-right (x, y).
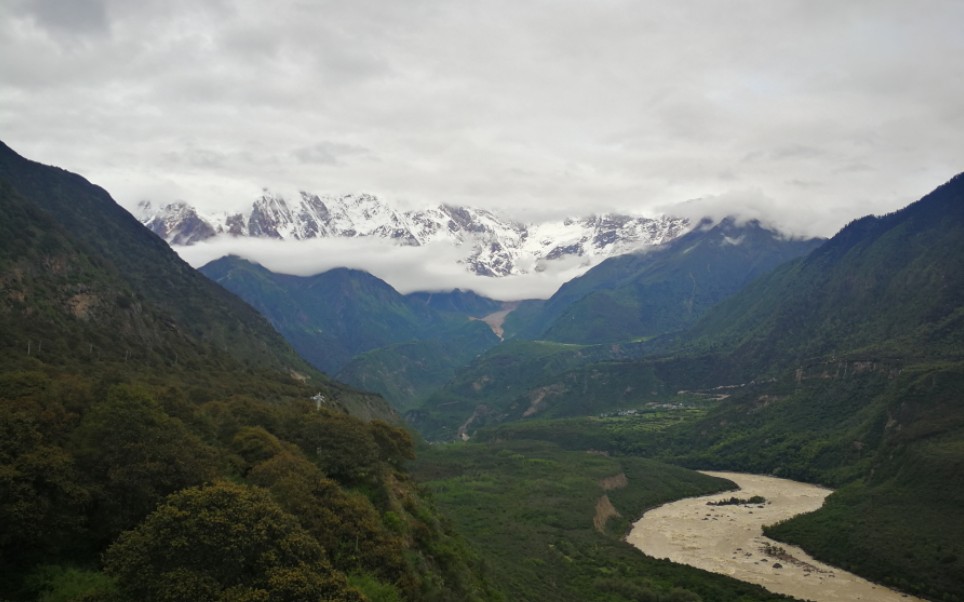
top-left (177, 237), bottom-right (596, 301)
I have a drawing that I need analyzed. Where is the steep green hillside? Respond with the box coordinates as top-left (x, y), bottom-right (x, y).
top-left (641, 176), bottom-right (964, 601)
top-left (683, 174), bottom-right (964, 369)
top-left (0, 144), bottom-right (398, 413)
top-left (504, 219), bottom-right (823, 344)
top-left (201, 257), bottom-right (434, 373)
top-left (0, 142), bottom-right (314, 376)
top-left (335, 291), bottom-right (506, 410)
top-left (200, 257), bottom-right (503, 410)
top-left (405, 289), bottom-right (503, 317)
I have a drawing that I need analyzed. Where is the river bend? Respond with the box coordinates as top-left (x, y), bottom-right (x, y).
top-left (627, 471), bottom-right (926, 602)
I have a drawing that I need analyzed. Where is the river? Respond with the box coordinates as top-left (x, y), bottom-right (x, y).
top-left (626, 471), bottom-right (927, 602)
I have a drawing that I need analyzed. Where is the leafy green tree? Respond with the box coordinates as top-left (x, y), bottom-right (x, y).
top-left (247, 451), bottom-right (406, 578)
top-left (292, 410), bottom-right (380, 485)
top-left (22, 565), bottom-right (118, 602)
top-left (0, 406), bottom-right (89, 577)
top-left (231, 425), bottom-right (286, 472)
top-left (369, 420), bottom-right (416, 469)
top-left (69, 385), bottom-right (220, 542)
top-left (104, 481), bottom-right (364, 602)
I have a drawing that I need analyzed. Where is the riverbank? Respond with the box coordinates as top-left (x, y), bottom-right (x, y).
top-left (627, 471), bottom-right (928, 602)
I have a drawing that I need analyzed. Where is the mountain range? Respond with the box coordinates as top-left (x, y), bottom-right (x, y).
top-left (137, 192), bottom-right (689, 277)
top-left (198, 219), bottom-right (824, 414)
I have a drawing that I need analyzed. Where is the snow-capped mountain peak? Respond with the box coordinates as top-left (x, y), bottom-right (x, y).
top-left (138, 192), bottom-right (689, 277)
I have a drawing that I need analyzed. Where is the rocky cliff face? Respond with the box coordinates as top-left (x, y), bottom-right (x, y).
top-left (138, 192), bottom-right (689, 277)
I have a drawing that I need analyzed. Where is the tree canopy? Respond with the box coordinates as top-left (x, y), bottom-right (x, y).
top-left (104, 481), bottom-right (364, 602)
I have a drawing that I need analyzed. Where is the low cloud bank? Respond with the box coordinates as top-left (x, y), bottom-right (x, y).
top-left (659, 190), bottom-right (823, 239)
top-left (177, 237), bottom-right (604, 301)
top-left (657, 189), bottom-right (897, 240)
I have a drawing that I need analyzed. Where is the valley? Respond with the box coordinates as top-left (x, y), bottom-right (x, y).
top-left (4, 0), bottom-right (962, 600)
top-left (1, 139), bottom-right (962, 602)
top-left (471, 302), bottom-right (519, 339)
top-left (193, 170), bottom-right (964, 601)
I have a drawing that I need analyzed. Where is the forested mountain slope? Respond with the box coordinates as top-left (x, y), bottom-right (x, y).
top-left (683, 173), bottom-right (964, 368)
top-left (0, 142), bottom-right (317, 376)
top-left (0, 141), bottom-right (496, 601)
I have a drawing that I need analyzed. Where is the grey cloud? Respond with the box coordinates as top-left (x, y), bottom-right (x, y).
top-left (768, 145), bottom-right (827, 161)
top-left (293, 141), bottom-right (370, 166)
top-left (834, 163), bottom-right (875, 175)
top-left (162, 147), bottom-right (229, 170)
top-left (15, 0), bottom-right (111, 36)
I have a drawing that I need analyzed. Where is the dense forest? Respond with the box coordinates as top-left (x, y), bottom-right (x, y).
top-left (1, 372), bottom-right (498, 601)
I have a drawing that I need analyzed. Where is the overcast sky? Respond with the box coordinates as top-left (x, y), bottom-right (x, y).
top-left (3, 0), bottom-right (963, 239)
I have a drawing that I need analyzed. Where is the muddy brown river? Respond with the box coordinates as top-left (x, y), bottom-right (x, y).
top-left (627, 471), bottom-right (927, 602)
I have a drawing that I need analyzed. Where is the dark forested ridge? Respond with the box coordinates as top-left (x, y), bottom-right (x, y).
top-left (198, 256), bottom-right (461, 375)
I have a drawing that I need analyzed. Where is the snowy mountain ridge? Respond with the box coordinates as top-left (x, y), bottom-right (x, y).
top-left (138, 191), bottom-right (690, 277)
